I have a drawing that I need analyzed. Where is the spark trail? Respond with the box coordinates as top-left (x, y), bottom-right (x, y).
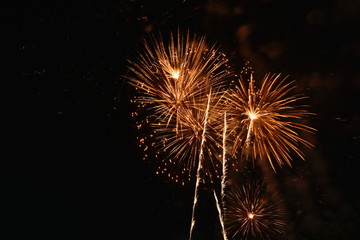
top-left (189, 89), bottom-right (211, 240)
top-left (214, 190), bottom-right (228, 240)
top-left (221, 112), bottom-right (228, 198)
top-left (220, 111), bottom-right (228, 239)
top-left (211, 111), bottom-right (228, 240)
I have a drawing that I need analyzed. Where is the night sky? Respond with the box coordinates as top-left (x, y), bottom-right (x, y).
top-left (5, 0), bottom-right (360, 239)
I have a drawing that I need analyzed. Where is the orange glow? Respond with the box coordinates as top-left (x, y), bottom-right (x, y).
top-left (171, 70), bottom-right (180, 79)
top-left (247, 111), bottom-right (258, 120)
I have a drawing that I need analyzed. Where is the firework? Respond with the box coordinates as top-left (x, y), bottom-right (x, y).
top-left (126, 29), bottom-right (232, 184)
top-left (224, 181), bottom-right (286, 239)
top-left (125, 29), bottom-right (232, 239)
top-left (225, 71), bottom-right (316, 171)
top-left (125, 28), bottom-right (315, 239)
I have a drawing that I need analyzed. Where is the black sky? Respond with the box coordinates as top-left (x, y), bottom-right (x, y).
top-left (5, 0), bottom-right (360, 239)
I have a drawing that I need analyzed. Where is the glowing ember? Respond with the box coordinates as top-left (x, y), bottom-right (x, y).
top-left (247, 212), bottom-right (255, 219)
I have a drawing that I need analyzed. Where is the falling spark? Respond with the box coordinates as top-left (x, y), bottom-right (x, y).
top-left (225, 72), bottom-right (316, 170)
top-left (125, 29), bottom-right (232, 184)
top-left (224, 181), bottom-right (286, 239)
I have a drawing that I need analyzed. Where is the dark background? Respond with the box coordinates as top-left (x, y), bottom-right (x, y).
top-left (5, 0), bottom-right (360, 239)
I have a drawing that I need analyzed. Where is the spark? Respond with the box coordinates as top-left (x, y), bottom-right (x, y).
top-left (225, 72), bottom-right (316, 170)
top-left (224, 181), bottom-right (286, 239)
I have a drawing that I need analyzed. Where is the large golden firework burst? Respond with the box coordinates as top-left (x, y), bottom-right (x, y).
top-left (125, 29), bottom-right (232, 184)
top-left (225, 71), bottom-right (316, 170)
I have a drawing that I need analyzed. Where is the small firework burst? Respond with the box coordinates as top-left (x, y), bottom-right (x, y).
top-left (125, 29), bottom-right (232, 184)
top-left (225, 71), bottom-right (316, 170)
top-left (224, 181), bottom-right (286, 240)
